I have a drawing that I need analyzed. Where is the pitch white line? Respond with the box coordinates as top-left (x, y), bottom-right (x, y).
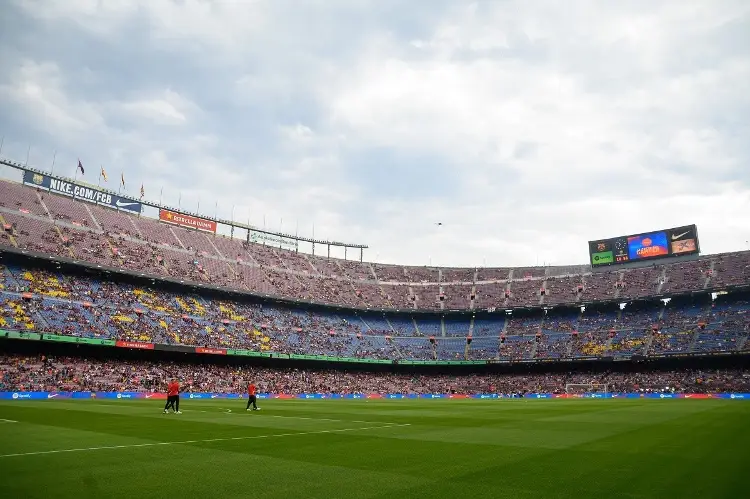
top-left (0, 418), bottom-right (18, 423)
top-left (0, 423), bottom-right (411, 459)
top-left (193, 410), bottom-right (393, 425)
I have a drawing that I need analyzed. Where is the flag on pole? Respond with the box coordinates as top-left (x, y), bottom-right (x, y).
top-left (77, 160), bottom-right (85, 175)
top-left (120, 173), bottom-right (125, 188)
top-left (140, 184), bottom-right (145, 199)
top-left (100, 167), bottom-right (108, 182)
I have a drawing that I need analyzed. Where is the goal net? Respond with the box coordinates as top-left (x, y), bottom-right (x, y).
top-left (565, 383), bottom-right (609, 395)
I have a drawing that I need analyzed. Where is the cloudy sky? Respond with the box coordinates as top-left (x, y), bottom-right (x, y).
top-left (1, 0), bottom-right (749, 267)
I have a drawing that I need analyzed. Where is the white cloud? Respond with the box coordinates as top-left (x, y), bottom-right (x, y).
top-left (1, 0), bottom-right (749, 266)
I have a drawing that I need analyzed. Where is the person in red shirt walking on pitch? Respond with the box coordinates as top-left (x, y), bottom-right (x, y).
top-left (164, 379), bottom-right (182, 414)
top-left (246, 381), bottom-right (260, 411)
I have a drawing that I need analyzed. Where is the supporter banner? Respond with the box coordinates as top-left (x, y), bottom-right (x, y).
top-left (195, 347), bottom-right (227, 355)
top-left (115, 340), bottom-right (154, 350)
top-left (3, 392), bottom-right (750, 400)
top-left (159, 209), bottom-right (217, 233)
top-left (22, 171), bottom-right (143, 214)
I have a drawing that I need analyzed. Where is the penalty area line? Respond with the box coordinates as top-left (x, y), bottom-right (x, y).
top-left (0, 418), bottom-right (18, 423)
top-left (0, 423), bottom-right (411, 459)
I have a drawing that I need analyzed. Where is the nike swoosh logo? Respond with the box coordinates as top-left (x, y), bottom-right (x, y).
top-left (145, 395), bottom-right (153, 399)
top-left (672, 231), bottom-right (689, 240)
top-left (47, 394), bottom-right (58, 399)
top-left (115, 200), bottom-right (138, 207)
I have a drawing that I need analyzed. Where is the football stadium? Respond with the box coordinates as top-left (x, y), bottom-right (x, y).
top-left (2, 2), bottom-right (750, 499)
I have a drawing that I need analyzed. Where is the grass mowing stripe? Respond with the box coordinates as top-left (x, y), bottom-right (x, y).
top-left (0, 423), bottom-right (412, 459)
top-left (51, 401), bottom-right (399, 425)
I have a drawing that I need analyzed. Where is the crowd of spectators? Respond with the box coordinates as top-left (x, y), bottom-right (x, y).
top-left (3, 180), bottom-right (750, 311)
top-left (2, 354), bottom-right (749, 395)
top-left (1, 265), bottom-right (749, 361)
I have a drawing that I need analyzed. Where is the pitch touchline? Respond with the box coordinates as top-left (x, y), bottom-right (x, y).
top-left (0, 419), bottom-right (18, 423)
top-left (0, 423), bottom-right (411, 459)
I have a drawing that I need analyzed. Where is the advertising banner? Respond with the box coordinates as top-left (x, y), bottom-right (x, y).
top-left (3, 392), bottom-right (750, 401)
top-left (195, 347), bottom-right (227, 355)
top-left (115, 341), bottom-right (154, 350)
top-left (159, 209), bottom-right (217, 233)
top-left (248, 230), bottom-right (298, 250)
top-left (23, 171), bottom-right (143, 214)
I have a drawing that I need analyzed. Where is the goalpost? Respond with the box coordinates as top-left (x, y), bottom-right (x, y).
top-left (565, 383), bottom-right (609, 395)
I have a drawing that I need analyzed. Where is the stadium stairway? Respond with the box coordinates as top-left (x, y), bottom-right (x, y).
top-left (643, 331), bottom-right (656, 356)
top-left (604, 333), bottom-right (615, 354)
top-left (0, 213), bottom-right (19, 247)
top-left (614, 271), bottom-right (625, 299)
top-left (34, 191), bottom-right (53, 220)
top-left (704, 260), bottom-right (716, 289)
top-left (688, 330), bottom-right (701, 352)
top-left (384, 316), bottom-right (398, 334)
top-left (83, 204), bottom-right (103, 231)
top-left (169, 227), bottom-right (187, 249)
top-left (656, 267), bottom-right (668, 294)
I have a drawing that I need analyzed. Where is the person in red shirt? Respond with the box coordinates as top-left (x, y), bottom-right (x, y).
top-left (246, 381), bottom-right (260, 411)
top-left (163, 379), bottom-right (182, 414)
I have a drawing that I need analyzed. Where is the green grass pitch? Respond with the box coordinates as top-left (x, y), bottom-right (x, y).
top-left (0, 399), bottom-right (748, 498)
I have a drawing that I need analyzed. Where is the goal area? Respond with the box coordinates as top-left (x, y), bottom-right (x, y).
top-left (565, 383), bottom-right (609, 395)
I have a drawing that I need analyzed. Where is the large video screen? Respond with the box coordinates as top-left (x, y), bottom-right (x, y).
top-left (589, 225), bottom-right (699, 267)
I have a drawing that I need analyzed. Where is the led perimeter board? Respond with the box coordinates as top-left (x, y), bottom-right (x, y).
top-left (588, 225), bottom-right (700, 267)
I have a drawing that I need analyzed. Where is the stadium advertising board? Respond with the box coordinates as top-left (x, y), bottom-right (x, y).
top-left (159, 209), bottom-right (217, 233)
top-left (2, 391), bottom-right (749, 400)
top-left (22, 171), bottom-right (143, 214)
top-left (115, 340), bottom-right (155, 350)
top-left (589, 225), bottom-right (699, 267)
top-left (195, 347), bottom-right (227, 355)
top-left (248, 230), bottom-right (299, 250)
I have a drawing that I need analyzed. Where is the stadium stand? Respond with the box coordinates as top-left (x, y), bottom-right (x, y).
top-left (4, 178), bottom-right (750, 314)
top-left (2, 353), bottom-right (749, 394)
top-left (1, 179), bottom-right (750, 365)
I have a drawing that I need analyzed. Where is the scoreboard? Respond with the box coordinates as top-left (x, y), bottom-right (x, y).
top-left (589, 225), bottom-right (700, 267)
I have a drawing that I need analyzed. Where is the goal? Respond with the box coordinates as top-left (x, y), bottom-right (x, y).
top-left (565, 383), bottom-right (609, 395)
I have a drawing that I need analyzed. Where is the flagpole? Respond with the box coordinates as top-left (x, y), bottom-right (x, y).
top-left (98, 167), bottom-right (102, 188)
top-left (159, 187), bottom-right (163, 206)
top-left (178, 193), bottom-right (181, 210)
top-left (73, 161), bottom-right (79, 200)
top-left (24, 145), bottom-right (30, 167)
top-left (214, 201), bottom-right (218, 219)
top-left (50, 150), bottom-right (56, 175)
top-left (0, 137), bottom-right (5, 177)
